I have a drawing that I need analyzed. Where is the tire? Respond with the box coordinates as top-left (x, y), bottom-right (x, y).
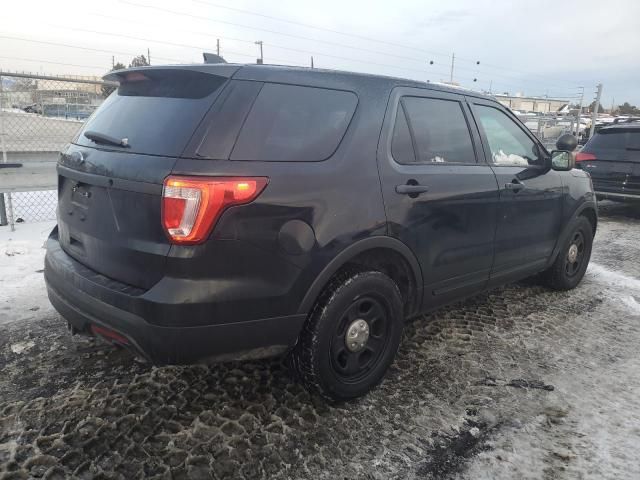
top-left (542, 216), bottom-right (593, 291)
top-left (289, 269), bottom-right (404, 402)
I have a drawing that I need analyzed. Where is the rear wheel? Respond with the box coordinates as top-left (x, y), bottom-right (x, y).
top-left (290, 270), bottom-right (404, 402)
top-left (542, 216), bottom-right (593, 290)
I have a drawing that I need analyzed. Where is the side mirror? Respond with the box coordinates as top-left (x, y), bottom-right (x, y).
top-left (551, 150), bottom-right (573, 171)
top-left (556, 134), bottom-right (578, 152)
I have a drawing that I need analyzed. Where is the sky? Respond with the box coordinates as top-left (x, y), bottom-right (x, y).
top-left (0, 0), bottom-right (638, 106)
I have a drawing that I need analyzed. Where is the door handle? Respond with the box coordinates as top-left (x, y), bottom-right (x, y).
top-left (505, 180), bottom-right (525, 192)
top-left (395, 184), bottom-right (430, 195)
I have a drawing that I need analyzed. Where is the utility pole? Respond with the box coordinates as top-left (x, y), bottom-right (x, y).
top-left (112, 56), bottom-right (115, 69)
top-left (311, 56), bottom-right (314, 69)
top-left (589, 83), bottom-right (603, 139)
top-left (449, 52), bottom-right (455, 83)
top-left (216, 39), bottom-right (220, 56)
top-left (255, 41), bottom-right (263, 64)
top-left (147, 48), bottom-right (151, 65)
top-left (575, 86), bottom-right (584, 138)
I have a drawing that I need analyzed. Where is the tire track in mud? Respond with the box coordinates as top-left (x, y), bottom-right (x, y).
top-left (1, 201), bottom-right (639, 479)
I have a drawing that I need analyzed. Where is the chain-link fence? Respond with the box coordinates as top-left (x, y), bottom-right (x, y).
top-left (520, 114), bottom-right (582, 150)
top-left (0, 72), bottom-right (114, 229)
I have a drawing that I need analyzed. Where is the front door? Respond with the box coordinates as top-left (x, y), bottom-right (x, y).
top-left (468, 99), bottom-right (564, 286)
top-left (376, 87), bottom-right (500, 310)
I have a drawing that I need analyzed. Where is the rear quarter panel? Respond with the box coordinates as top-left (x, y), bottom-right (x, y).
top-left (163, 77), bottom-right (393, 324)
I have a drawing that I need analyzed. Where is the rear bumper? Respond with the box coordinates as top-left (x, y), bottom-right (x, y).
top-left (45, 232), bottom-right (306, 364)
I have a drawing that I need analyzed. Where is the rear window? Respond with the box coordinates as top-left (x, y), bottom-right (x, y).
top-left (230, 83), bottom-right (357, 161)
top-left (74, 70), bottom-right (227, 157)
top-left (588, 130), bottom-right (629, 150)
top-left (586, 128), bottom-right (640, 161)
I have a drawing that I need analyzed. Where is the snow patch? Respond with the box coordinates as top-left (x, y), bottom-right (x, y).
top-left (587, 263), bottom-right (640, 292)
top-left (619, 295), bottom-right (640, 314)
top-left (10, 340), bottom-right (35, 354)
top-left (0, 221), bottom-right (56, 325)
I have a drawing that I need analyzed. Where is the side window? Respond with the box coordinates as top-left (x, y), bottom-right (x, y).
top-left (474, 105), bottom-right (542, 166)
top-left (391, 103), bottom-right (416, 164)
top-left (398, 96), bottom-right (476, 164)
top-left (230, 83), bottom-right (357, 161)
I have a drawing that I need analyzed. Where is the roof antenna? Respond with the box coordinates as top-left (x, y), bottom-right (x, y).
top-left (202, 52), bottom-right (227, 64)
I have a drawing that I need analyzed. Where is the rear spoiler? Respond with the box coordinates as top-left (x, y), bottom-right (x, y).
top-left (103, 64), bottom-right (241, 83)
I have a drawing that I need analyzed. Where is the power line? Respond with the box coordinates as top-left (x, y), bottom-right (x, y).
top-left (0, 55), bottom-right (106, 71)
top-left (187, 0), bottom-right (582, 87)
top-left (52, 22), bottom-right (456, 79)
top-left (119, 1), bottom-right (453, 64)
top-left (119, 0), bottom-right (580, 92)
top-left (48, 23), bottom-right (299, 66)
top-left (86, 12), bottom-right (533, 87)
top-left (187, 0), bottom-right (452, 59)
top-left (0, 34), bottom-right (184, 64)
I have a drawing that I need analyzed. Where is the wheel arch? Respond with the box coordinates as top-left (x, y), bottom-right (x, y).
top-left (548, 200), bottom-right (597, 268)
top-left (298, 237), bottom-right (423, 318)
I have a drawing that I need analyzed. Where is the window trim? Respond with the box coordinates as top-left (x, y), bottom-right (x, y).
top-left (469, 100), bottom-right (549, 169)
top-left (389, 93), bottom-right (480, 167)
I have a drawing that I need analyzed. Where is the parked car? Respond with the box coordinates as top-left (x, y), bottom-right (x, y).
top-left (575, 119), bottom-right (640, 202)
top-left (45, 64), bottom-right (597, 401)
top-left (22, 103), bottom-right (43, 114)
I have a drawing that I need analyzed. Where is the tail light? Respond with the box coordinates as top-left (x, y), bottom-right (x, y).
top-left (575, 152), bottom-right (596, 163)
top-left (162, 176), bottom-right (268, 245)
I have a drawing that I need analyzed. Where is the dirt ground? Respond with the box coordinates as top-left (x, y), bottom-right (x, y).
top-left (1, 201), bottom-right (640, 480)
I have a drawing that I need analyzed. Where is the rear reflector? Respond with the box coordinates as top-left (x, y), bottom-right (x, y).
top-left (91, 325), bottom-right (129, 344)
top-left (162, 176), bottom-right (268, 245)
top-left (575, 152), bottom-right (596, 162)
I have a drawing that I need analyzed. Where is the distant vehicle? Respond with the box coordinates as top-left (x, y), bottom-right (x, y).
top-left (45, 64), bottom-right (597, 401)
top-left (576, 119), bottom-right (640, 202)
top-left (22, 103), bottom-right (42, 114)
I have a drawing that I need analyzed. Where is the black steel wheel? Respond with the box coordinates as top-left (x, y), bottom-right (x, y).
top-left (289, 270), bottom-right (404, 402)
top-left (564, 230), bottom-right (586, 278)
top-left (330, 295), bottom-right (391, 383)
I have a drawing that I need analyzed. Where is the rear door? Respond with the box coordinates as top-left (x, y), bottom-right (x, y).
top-left (577, 127), bottom-right (640, 197)
top-left (57, 67), bottom-right (233, 289)
top-left (468, 99), bottom-right (564, 284)
top-left (376, 87), bottom-right (499, 309)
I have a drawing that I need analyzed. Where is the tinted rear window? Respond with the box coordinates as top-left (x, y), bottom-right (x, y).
top-left (230, 83), bottom-right (357, 161)
top-left (75, 70), bottom-right (227, 157)
top-left (585, 129), bottom-right (640, 161)
top-left (588, 130), bottom-right (629, 150)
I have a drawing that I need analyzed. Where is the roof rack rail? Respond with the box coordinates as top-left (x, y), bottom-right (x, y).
top-left (612, 117), bottom-right (640, 124)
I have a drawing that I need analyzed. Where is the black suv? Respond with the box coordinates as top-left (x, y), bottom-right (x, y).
top-left (45, 64), bottom-right (597, 401)
top-left (576, 119), bottom-right (640, 201)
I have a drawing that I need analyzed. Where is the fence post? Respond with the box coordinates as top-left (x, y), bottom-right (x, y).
top-left (0, 74), bottom-right (13, 230)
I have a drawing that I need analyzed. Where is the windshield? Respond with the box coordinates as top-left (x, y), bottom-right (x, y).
top-left (74, 70), bottom-right (227, 157)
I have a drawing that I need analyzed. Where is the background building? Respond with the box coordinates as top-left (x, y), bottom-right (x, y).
top-left (494, 93), bottom-right (569, 113)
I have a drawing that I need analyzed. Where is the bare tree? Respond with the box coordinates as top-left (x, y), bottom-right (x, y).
top-left (101, 62), bottom-right (127, 98)
top-left (129, 55), bottom-right (149, 68)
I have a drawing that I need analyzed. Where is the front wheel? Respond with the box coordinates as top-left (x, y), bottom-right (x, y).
top-left (542, 216), bottom-right (593, 290)
top-left (289, 270), bottom-right (404, 402)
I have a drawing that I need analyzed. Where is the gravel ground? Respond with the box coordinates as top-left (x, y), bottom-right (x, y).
top-left (1, 201), bottom-right (640, 479)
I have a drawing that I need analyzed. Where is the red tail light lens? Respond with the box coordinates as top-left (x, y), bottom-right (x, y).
top-left (575, 152), bottom-right (596, 162)
top-left (162, 176), bottom-right (268, 245)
